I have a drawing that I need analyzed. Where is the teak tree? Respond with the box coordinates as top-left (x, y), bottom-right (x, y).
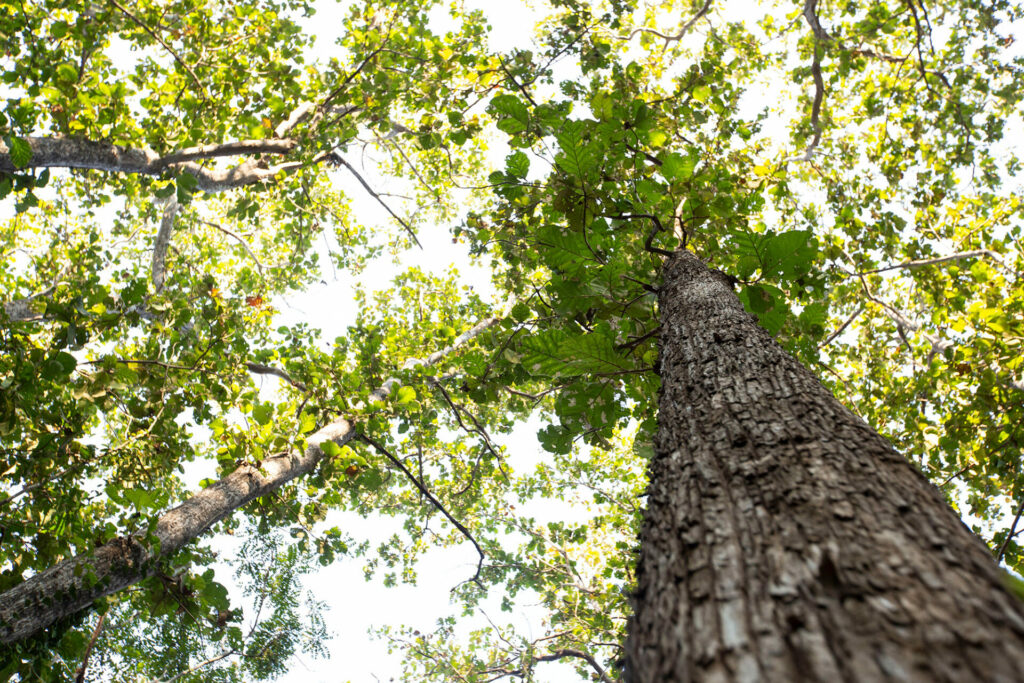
top-left (3, 0), bottom-right (1024, 680)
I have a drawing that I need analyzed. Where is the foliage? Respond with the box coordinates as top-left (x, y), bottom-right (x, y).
top-left (2, 0), bottom-right (1024, 680)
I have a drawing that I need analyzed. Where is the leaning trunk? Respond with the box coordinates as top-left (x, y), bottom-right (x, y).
top-left (0, 315), bottom-right (500, 648)
top-left (625, 250), bottom-right (1024, 682)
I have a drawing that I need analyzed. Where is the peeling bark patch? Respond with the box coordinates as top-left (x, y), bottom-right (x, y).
top-left (624, 251), bottom-right (1024, 683)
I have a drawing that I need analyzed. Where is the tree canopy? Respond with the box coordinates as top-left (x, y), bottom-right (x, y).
top-left (2, 0), bottom-right (1023, 680)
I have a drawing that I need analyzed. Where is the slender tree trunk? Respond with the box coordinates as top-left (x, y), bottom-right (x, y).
top-left (625, 251), bottom-right (1024, 682)
top-left (0, 315), bottom-right (500, 648)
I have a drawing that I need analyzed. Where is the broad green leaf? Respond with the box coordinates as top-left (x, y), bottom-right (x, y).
top-left (6, 136), bottom-right (32, 168)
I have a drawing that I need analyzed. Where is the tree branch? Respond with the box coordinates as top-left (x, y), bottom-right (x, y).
top-left (74, 612), bottom-right (106, 683)
top-left (0, 313), bottom-right (503, 646)
top-left (996, 499), bottom-right (1024, 564)
top-left (619, 0), bottom-right (712, 46)
top-left (0, 137), bottom-right (301, 192)
top-left (337, 157), bottom-right (423, 249)
top-left (856, 249), bottom-right (1009, 275)
top-left (360, 433), bottom-right (486, 588)
top-left (535, 648), bottom-right (614, 683)
top-left (151, 197), bottom-right (178, 291)
top-left (108, 0), bottom-right (205, 94)
top-left (246, 362), bottom-right (308, 392)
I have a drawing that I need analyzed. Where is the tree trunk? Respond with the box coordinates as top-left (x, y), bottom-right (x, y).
top-left (0, 315), bottom-right (500, 648)
top-left (625, 250), bottom-right (1024, 682)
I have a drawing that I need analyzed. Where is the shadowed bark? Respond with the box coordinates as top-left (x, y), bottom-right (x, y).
top-left (625, 250), bottom-right (1024, 682)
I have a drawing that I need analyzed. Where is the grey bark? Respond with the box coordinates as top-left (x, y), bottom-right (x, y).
top-left (0, 137), bottom-right (298, 192)
top-left (625, 250), bottom-right (1024, 682)
top-left (0, 314), bottom-right (501, 646)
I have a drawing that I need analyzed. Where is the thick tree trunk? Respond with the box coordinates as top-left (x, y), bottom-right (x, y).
top-left (625, 250), bottom-right (1024, 682)
top-left (0, 315), bottom-right (500, 648)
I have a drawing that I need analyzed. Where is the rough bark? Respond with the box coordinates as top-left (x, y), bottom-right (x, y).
top-left (0, 137), bottom-right (299, 192)
top-left (625, 250), bottom-right (1024, 682)
top-left (0, 314), bottom-right (501, 647)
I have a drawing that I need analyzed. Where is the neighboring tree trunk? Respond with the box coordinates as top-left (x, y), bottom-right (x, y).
top-left (0, 316), bottom-right (500, 648)
top-left (625, 250), bottom-right (1024, 682)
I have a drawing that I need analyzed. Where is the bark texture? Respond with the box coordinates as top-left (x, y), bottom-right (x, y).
top-left (0, 314), bottom-right (501, 647)
top-left (0, 137), bottom-right (299, 192)
top-left (625, 250), bottom-right (1024, 682)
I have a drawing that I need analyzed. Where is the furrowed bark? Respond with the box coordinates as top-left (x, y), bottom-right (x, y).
top-left (0, 137), bottom-right (298, 192)
top-left (0, 314), bottom-right (502, 647)
top-left (625, 250), bottom-right (1024, 682)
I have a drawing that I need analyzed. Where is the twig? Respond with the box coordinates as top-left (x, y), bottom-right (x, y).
top-left (198, 219), bottom-right (266, 274)
top-left (359, 434), bottom-right (485, 588)
top-left (620, 0), bottom-right (712, 47)
top-left (605, 212), bottom-right (674, 257)
top-left (796, 0), bottom-right (826, 161)
top-left (337, 158), bottom-right (423, 248)
top-left (995, 498), bottom-right (1024, 564)
top-left (819, 305), bottom-right (863, 348)
top-left (74, 612), bottom-right (107, 683)
top-left (534, 648), bottom-right (614, 683)
top-left (108, 0), bottom-right (206, 94)
top-left (856, 250), bottom-right (1008, 275)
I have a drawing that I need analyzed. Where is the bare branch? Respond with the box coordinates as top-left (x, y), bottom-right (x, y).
top-left (535, 648), bottom-right (614, 683)
top-left (619, 0), bottom-right (712, 46)
top-left (108, 0), bottom-right (205, 94)
top-left (360, 433), bottom-right (486, 588)
top-left (337, 157), bottom-right (423, 248)
top-left (995, 499), bottom-right (1024, 564)
top-left (856, 250), bottom-right (1009, 275)
top-left (74, 612), bottom-right (107, 683)
top-left (198, 219), bottom-right (266, 274)
top-left (819, 305), bottom-right (863, 348)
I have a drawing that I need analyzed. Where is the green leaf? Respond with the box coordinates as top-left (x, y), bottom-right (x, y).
top-left (489, 94), bottom-right (530, 125)
top-left (299, 412), bottom-right (317, 434)
top-left (510, 302), bottom-right (531, 322)
top-left (763, 230), bottom-right (817, 278)
top-left (6, 137), bottom-right (32, 169)
top-left (395, 386), bottom-right (417, 404)
top-left (252, 403), bottom-right (273, 426)
top-left (692, 85), bottom-right (712, 103)
top-left (660, 152), bottom-right (697, 182)
top-left (506, 151), bottom-right (530, 178)
top-left (555, 120), bottom-right (598, 176)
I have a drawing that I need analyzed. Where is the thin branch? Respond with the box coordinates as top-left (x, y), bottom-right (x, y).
top-left (856, 250), bottom-right (1009, 275)
top-left (74, 612), bottom-right (106, 683)
top-left (198, 219), bottom-right (266, 274)
top-left (246, 362), bottom-right (308, 392)
top-left (108, 0), bottom-right (206, 93)
top-left (337, 158), bottom-right (423, 249)
top-left (535, 648), bottom-right (614, 683)
top-left (619, 0), bottom-right (712, 46)
top-left (995, 499), bottom-right (1024, 564)
top-left (359, 434), bottom-right (485, 588)
top-left (819, 305), bottom-right (863, 348)
top-left (795, 0), bottom-right (826, 162)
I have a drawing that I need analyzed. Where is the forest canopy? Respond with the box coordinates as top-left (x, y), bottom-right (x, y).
top-left (1, 0), bottom-right (1023, 680)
